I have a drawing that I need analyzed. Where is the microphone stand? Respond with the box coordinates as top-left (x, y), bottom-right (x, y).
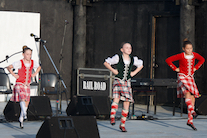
top-left (32, 36), bottom-right (44, 96)
top-left (39, 39), bottom-right (69, 116)
top-left (59, 20), bottom-right (69, 113)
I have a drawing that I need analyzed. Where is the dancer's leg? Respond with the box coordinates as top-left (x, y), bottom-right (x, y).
top-left (119, 101), bottom-right (129, 132)
top-left (110, 98), bottom-right (119, 125)
top-left (19, 100), bottom-right (26, 129)
top-left (185, 92), bottom-right (197, 130)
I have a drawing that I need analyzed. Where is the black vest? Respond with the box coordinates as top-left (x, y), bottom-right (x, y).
top-left (115, 55), bottom-right (134, 80)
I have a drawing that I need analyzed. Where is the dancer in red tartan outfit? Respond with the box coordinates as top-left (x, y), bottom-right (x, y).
top-left (166, 39), bottom-right (205, 131)
top-left (7, 46), bottom-right (41, 129)
top-left (104, 42), bottom-right (143, 132)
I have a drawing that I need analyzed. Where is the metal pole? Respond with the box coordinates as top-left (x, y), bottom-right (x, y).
top-left (59, 20), bottom-right (69, 112)
top-left (180, 0), bottom-right (195, 48)
top-left (72, 0), bottom-right (87, 98)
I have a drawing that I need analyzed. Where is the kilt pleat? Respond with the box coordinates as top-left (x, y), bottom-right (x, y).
top-left (10, 83), bottom-right (30, 102)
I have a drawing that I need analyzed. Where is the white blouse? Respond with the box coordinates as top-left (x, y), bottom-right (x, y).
top-left (105, 54), bottom-right (143, 67)
top-left (12, 60), bottom-right (40, 70)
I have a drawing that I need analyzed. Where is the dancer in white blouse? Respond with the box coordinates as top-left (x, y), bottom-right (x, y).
top-left (104, 42), bottom-right (143, 132)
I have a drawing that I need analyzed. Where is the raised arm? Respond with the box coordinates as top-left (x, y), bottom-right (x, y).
top-left (104, 54), bottom-right (119, 75)
top-left (103, 62), bottom-right (118, 75)
top-left (194, 52), bottom-right (205, 71)
top-left (165, 53), bottom-right (181, 71)
top-left (130, 56), bottom-right (143, 77)
top-left (130, 65), bottom-right (143, 77)
top-left (7, 64), bottom-right (19, 79)
top-left (31, 66), bottom-right (41, 77)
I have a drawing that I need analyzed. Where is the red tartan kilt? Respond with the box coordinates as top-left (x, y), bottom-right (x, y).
top-left (112, 79), bottom-right (134, 103)
top-left (177, 74), bottom-right (199, 98)
top-left (10, 83), bottom-right (31, 102)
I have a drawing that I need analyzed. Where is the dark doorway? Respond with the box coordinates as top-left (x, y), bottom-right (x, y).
top-left (150, 14), bottom-right (180, 105)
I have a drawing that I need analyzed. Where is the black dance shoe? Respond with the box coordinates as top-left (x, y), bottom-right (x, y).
top-left (187, 123), bottom-right (197, 131)
top-left (19, 121), bottom-right (24, 129)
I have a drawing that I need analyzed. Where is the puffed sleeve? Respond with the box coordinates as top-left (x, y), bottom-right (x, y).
top-left (133, 56), bottom-right (143, 67)
top-left (12, 60), bottom-right (21, 70)
top-left (105, 54), bottom-right (119, 65)
top-left (33, 61), bottom-right (40, 69)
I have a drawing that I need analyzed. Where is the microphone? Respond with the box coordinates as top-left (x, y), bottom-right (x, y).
top-left (30, 33), bottom-right (37, 37)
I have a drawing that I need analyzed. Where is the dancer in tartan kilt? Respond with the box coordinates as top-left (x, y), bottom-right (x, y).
top-left (7, 46), bottom-right (41, 129)
top-left (166, 39), bottom-right (205, 131)
top-left (104, 42), bottom-right (143, 132)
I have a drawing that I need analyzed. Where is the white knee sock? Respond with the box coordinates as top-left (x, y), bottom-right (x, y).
top-left (19, 101), bottom-right (26, 121)
top-left (24, 107), bottom-right (28, 119)
top-left (19, 111), bottom-right (23, 122)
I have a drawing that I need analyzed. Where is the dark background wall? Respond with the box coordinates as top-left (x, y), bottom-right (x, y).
top-left (0, 0), bottom-right (207, 106)
top-left (0, 0), bottom-right (73, 99)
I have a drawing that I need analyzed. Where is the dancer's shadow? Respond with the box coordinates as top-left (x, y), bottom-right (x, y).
top-left (147, 120), bottom-right (191, 131)
top-left (97, 122), bottom-right (121, 132)
top-left (2, 121), bottom-right (22, 130)
top-left (1, 122), bottom-right (36, 137)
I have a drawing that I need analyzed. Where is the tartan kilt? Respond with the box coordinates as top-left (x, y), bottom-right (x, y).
top-left (10, 83), bottom-right (31, 102)
top-left (112, 79), bottom-right (134, 103)
top-left (177, 73), bottom-right (199, 98)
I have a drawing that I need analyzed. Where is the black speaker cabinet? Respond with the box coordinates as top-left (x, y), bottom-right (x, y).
top-left (4, 96), bottom-right (52, 122)
top-left (36, 116), bottom-right (100, 138)
top-left (27, 96), bottom-right (52, 120)
top-left (3, 101), bottom-right (20, 122)
top-left (196, 95), bottom-right (207, 115)
top-left (66, 96), bottom-right (110, 119)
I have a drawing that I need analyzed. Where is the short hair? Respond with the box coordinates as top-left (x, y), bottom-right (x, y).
top-left (120, 42), bottom-right (131, 48)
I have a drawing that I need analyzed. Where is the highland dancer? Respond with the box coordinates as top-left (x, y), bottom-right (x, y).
top-left (104, 42), bottom-right (143, 132)
top-left (166, 39), bottom-right (205, 130)
top-left (7, 46), bottom-right (41, 129)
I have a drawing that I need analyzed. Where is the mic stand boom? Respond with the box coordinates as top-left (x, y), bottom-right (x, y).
top-left (59, 20), bottom-right (68, 112)
top-left (40, 40), bottom-right (69, 116)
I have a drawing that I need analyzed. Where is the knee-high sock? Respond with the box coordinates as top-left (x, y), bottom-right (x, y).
top-left (188, 110), bottom-right (193, 124)
top-left (110, 102), bottom-right (118, 119)
top-left (24, 107), bottom-right (28, 119)
top-left (19, 106), bottom-right (27, 120)
top-left (20, 101), bottom-right (26, 116)
top-left (185, 98), bottom-right (194, 124)
top-left (185, 98), bottom-right (195, 114)
top-left (120, 109), bottom-right (129, 127)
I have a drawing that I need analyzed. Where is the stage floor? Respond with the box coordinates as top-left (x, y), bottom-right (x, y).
top-left (0, 100), bottom-right (207, 138)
